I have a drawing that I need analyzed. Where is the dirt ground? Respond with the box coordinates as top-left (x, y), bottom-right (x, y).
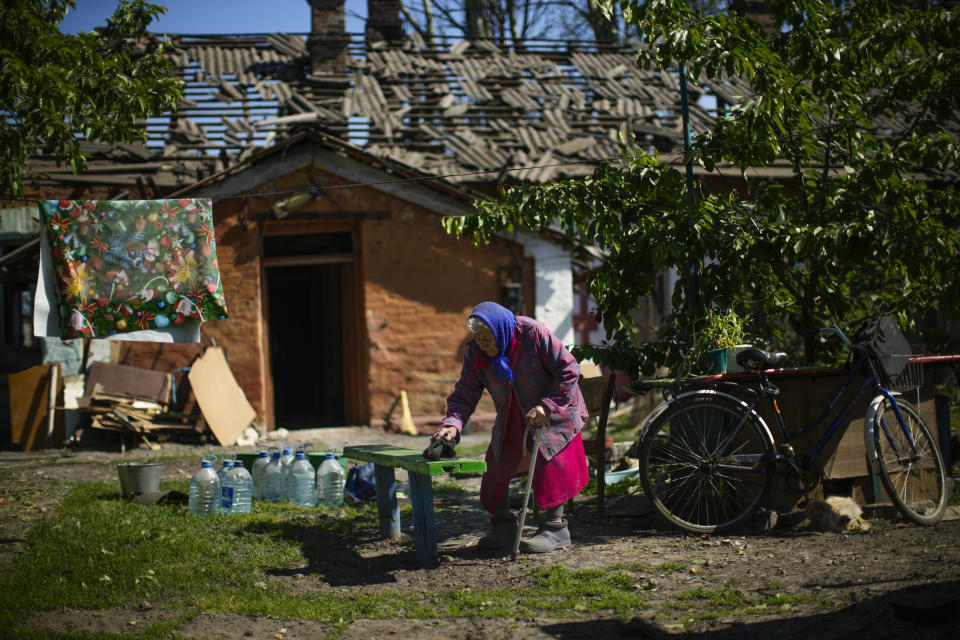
top-left (2, 427), bottom-right (959, 640)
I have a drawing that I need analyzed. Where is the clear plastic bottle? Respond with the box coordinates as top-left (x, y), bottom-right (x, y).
top-left (260, 448), bottom-right (286, 503)
top-left (316, 447), bottom-right (344, 507)
top-left (278, 443), bottom-right (295, 499)
top-left (287, 450), bottom-right (316, 507)
top-left (280, 443), bottom-right (295, 469)
top-left (220, 463), bottom-right (237, 513)
top-left (189, 455), bottom-right (221, 516)
top-left (217, 454), bottom-right (236, 485)
top-left (224, 460), bottom-right (253, 514)
top-left (251, 449), bottom-right (271, 500)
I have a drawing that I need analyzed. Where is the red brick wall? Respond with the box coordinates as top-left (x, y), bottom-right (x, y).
top-left (360, 189), bottom-right (534, 421)
top-left (29, 166), bottom-right (536, 429)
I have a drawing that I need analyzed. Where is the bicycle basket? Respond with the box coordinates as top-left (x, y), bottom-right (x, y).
top-left (889, 359), bottom-right (923, 393)
top-left (854, 316), bottom-right (912, 388)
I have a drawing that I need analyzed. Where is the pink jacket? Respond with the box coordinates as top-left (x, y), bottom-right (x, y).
top-left (440, 315), bottom-right (589, 462)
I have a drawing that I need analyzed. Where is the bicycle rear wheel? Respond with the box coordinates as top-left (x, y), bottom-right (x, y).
top-left (872, 398), bottom-right (947, 525)
top-left (640, 393), bottom-right (774, 534)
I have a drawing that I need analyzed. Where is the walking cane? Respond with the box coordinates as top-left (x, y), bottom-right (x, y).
top-left (512, 421), bottom-right (543, 560)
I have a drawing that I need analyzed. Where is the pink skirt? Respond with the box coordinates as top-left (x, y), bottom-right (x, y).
top-left (479, 390), bottom-right (589, 512)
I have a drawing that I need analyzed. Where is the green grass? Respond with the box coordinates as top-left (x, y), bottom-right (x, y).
top-left (663, 587), bottom-right (833, 628)
top-left (603, 410), bottom-right (645, 443)
top-left (432, 481), bottom-right (468, 496)
top-left (676, 587), bottom-right (745, 608)
top-left (0, 481), bottom-right (655, 637)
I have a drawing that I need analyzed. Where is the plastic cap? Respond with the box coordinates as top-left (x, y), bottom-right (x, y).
top-left (258, 450), bottom-right (269, 457)
top-left (325, 452), bottom-right (336, 459)
top-left (201, 460), bottom-right (213, 467)
top-left (235, 460), bottom-right (244, 467)
top-left (296, 451), bottom-right (306, 459)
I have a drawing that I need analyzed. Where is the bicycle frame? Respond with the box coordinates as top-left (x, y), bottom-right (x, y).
top-left (640, 349), bottom-right (920, 473)
top-left (764, 356), bottom-right (877, 465)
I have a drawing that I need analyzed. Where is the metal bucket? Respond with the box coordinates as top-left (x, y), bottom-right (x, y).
top-left (116, 462), bottom-right (163, 499)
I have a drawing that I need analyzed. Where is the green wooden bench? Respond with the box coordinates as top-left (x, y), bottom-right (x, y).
top-left (343, 444), bottom-right (486, 565)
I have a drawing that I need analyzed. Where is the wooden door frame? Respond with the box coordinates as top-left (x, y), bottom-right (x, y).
top-left (260, 220), bottom-right (368, 427)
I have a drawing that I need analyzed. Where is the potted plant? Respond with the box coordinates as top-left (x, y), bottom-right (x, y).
top-left (691, 308), bottom-right (747, 375)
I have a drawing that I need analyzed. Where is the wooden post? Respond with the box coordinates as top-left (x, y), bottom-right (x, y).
top-left (408, 472), bottom-right (437, 565)
top-left (679, 62), bottom-right (702, 316)
top-left (45, 364), bottom-right (59, 448)
top-left (373, 465), bottom-right (401, 539)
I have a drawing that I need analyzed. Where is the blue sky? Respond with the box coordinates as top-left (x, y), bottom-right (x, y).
top-left (60, 0), bottom-right (367, 34)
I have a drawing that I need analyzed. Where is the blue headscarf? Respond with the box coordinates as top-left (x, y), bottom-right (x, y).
top-left (469, 301), bottom-right (516, 382)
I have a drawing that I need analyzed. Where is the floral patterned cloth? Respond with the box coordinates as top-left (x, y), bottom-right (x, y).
top-left (39, 199), bottom-right (228, 339)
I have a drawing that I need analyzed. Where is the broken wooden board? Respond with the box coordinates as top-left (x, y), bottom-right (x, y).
top-left (83, 361), bottom-right (169, 404)
top-left (187, 346), bottom-right (255, 446)
top-left (8, 363), bottom-right (63, 451)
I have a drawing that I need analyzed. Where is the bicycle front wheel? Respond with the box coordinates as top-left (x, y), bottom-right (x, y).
top-left (872, 398), bottom-right (948, 525)
top-left (640, 393), bottom-right (774, 534)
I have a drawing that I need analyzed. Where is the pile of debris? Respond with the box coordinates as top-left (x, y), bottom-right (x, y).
top-left (7, 345), bottom-right (256, 452)
top-left (69, 360), bottom-right (204, 451)
top-left (80, 383), bottom-right (204, 451)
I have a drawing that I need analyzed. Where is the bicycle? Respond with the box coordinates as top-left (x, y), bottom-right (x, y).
top-left (636, 318), bottom-right (949, 534)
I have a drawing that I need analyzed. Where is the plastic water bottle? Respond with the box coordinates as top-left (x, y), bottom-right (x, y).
top-left (260, 449), bottom-right (285, 503)
top-left (217, 454), bottom-right (235, 486)
top-left (220, 462), bottom-right (238, 513)
top-left (280, 443), bottom-right (295, 469)
top-left (251, 449), bottom-right (271, 500)
top-left (278, 444), bottom-right (295, 498)
top-left (223, 460), bottom-right (253, 514)
top-left (316, 447), bottom-right (344, 507)
top-left (189, 455), bottom-right (221, 516)
top-left (288, 450), bottom-right (316, 507)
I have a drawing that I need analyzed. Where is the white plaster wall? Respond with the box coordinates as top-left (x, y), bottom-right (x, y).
top-left (512, 231), bottom-right (574, 347)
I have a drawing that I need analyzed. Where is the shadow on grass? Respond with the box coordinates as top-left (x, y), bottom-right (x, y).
top-left (539, 579), bottom-right (960, 640)
top-left (253, 516), bottom-right (421, 586)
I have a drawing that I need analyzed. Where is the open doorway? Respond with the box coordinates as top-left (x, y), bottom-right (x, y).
top-left (263, 229), bottom-right (357, 428)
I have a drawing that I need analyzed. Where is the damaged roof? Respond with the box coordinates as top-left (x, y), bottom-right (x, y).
top-left (25, 30), bottom-right (955, 196)
top-left (27, 33), bottom-right (745, 193)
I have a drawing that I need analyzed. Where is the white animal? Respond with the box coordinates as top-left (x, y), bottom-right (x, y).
top-left (802, 495), bottom-right (870, 532)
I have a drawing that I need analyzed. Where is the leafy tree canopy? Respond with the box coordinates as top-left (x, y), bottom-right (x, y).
top-left (0, 0), bottom-right (183, 199)
top-left (444, 0), bottom-right (960, 376)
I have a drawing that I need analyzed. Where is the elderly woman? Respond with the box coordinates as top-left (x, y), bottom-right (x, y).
top-left (432, 301), bottom-right (590, 553)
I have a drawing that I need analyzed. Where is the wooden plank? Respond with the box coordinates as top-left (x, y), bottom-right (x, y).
top-left (8, 364), bottom-right (62, 451)
top-left (83, 362), bottom-right (169, 404)
top-left (187, 346), bottom-right (256, 446)
top-left (823, 421), bottom-right (870, 479)
top-left (343, 444), bottom-right (486, 477)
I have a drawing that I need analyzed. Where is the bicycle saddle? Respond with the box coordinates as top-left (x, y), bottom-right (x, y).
top-left (736, 348), bottom-right (789, 371)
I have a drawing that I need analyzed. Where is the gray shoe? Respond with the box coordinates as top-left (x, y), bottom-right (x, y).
top-left (519, 520), bottom-right (570, 553)
top-left (478, 514), bottom-right (517, 549)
